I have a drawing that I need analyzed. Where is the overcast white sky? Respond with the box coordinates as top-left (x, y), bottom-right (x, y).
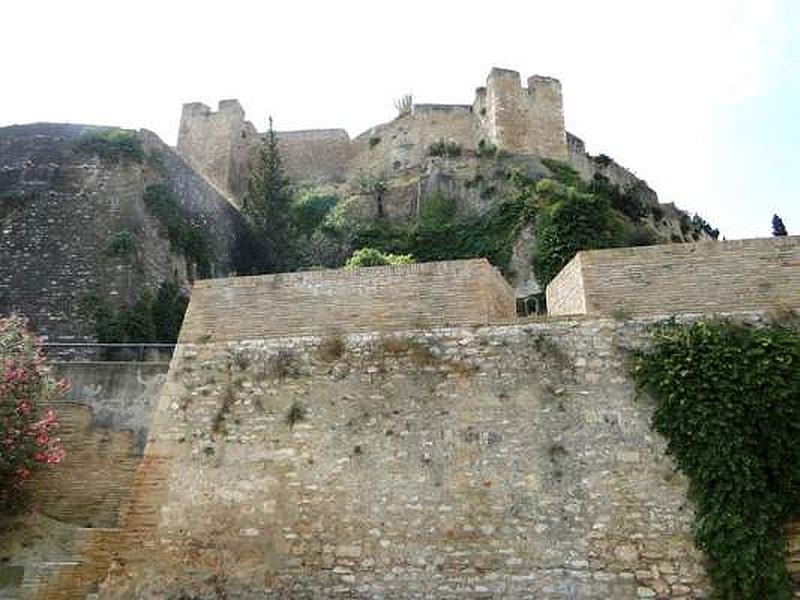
top-left (1, 0), bottom-right (797, 239)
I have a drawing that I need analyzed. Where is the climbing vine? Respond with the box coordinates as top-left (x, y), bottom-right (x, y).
top-left (632, 319), bottom-right (800, 599)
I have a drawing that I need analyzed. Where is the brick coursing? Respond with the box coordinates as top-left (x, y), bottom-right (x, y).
top-left (547, 236), bottom-right (800, 317)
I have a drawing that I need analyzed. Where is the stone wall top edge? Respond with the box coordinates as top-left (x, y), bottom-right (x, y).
top-left (412, 104), bottom-right (473, 113)
top-left (578, 236), bottom-right (800, 264)
top-left (192, 259), bottom-right (495, 289)
top-left (273, 128), bottom-right (351, 140)
top-left (174, 310), bottom-right (771, 349)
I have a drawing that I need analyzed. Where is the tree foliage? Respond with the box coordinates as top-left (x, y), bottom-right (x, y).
top-left (0, 316), bottom-right (66, 515)
top-left (143, 184), bottom-right (213, 278)
top-left (345, 247), bottom-right (414, 268)
top-left (773, 214), bottom-right (788, 237)
top-left (632, 319), bottom-right (800, 599)
top-left (73, 129), bottom-right (144, 163)
top-left (241, 117), bottom-right (295, 273)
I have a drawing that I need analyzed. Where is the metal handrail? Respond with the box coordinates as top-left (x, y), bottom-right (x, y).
top-left (39, 342), bottom-right (176, 362)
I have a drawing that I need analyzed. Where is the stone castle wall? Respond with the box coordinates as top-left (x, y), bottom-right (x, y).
top-left (546, 236), bottom-right (800, 317)
top-left (179, 259), bottom-right (516, 343)
top-left (97, 316), bottom-right (711, 599)
top-left (176, 68), bottom-right (569, 201)
top-left (0, 124), bottom-right (246, 342)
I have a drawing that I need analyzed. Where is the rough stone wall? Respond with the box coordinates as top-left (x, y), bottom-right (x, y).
top-left (350, 107), bottom-right (481, 178)
top-left (0, 124), bottom-right (182, 341)
top-left (546, 236), bottom-right (800, 317)
top-left (176, 68), bottom-right (572, 201)
top-left (0, 124), bottom-right (245, 342)
top-left (176, 100), bottom-right (255, 201)
top-left (276, 129), bottom-right (353, 185)
top-left (179, 259), bottom-right (516, 343)
top-left (139, 130), bottom-right (246, 274)
top-left (177, 101), bottom-right (354, 200)
top-left (98, 317), bottom-right (710, 599)
top-left (479, 68), bottom-right (568, 161)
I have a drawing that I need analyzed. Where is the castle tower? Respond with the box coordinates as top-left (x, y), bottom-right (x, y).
top-left (478, 68), bottom-right (568, 161)
top-left (176, 99), bottom-right (255, 202)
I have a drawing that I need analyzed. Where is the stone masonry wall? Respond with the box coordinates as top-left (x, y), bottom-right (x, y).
top-left (0, 123), bottom-right (245, 342)
top-left (98, 317), bottom-right (710, 599)
top-left (176, 68), bottom-right (571, 201)
top-left (546, 254), bottom-right (585, 316)
top-left (546, 236), bottom-right (800, 317)
top-left (0, 124), bottom-right (183, 341)
top-left (179, 259), bottom-right (517, 343)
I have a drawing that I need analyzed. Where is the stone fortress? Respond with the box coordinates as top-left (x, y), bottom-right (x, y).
top-left (176, 67), bottom-right (656, 209)
top-left (2, 66), bottom-right (800, 599)
top-left (3, 238), bottom-right (799, 599)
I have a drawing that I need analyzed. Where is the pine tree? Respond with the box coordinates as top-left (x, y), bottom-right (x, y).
top-left (772, 214), bottom-right (788, 236)
top-left (241, 117), bottom-right (294, 273)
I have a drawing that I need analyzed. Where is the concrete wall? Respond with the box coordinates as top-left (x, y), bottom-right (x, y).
top-left (547, 236), bottom-right (800, 317)
top-left (0, 361), bottom-right (168, 599)
top-left (178, 259), bottom-right (517, 343)
top-left (97, 317), bottom-right (712, 598)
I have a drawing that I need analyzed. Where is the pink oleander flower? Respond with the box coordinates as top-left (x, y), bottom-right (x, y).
top-left (0, 315), bottom-right (66, 514)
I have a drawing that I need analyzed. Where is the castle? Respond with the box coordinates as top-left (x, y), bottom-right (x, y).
top-left (5, 67), bottom-right (800, 599)
top-left (176, 67), bottom-right (654, 208)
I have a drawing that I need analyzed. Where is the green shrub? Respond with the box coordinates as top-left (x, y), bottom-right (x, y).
top-left (590, 174), bottom-right (648, 223)
top-left (105, 229), bottom-right (136, 257)
top-left (540, 158), bottom-right (582, 188)
top-left (477, 139), bottom-right (497, 158)
top-left (143, 184), bottom-right (213, 277)
top-left (345, 247), bottom-right (414, 268)
top-left (73, 129), bottom-right (144, 162)
top-left (291, 192), bottom-right (338, 237)
top-left (692, 213), bottom-right (720, 239)
top-left (534, 189), bottom-right (624, 287)
top-left (419, 192), bottom-right (457, 229)
top-left (84, 281), bottom-right (189, 344)
top-left (368, 135), bottom-right (381, 148)
top-left (0, 190), bottom-right (31, 220)
top-left (592, 153), bottom-right (613, 167)
top-left (428, 139), bottom-right (462, 158)
top-left (632, 320), bottom-right (800, 599)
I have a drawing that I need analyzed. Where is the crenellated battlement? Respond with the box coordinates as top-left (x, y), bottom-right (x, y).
top-left (174, 68), bottom-right (600, 204)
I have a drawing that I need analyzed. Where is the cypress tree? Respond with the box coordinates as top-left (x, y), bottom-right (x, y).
top-left (241, 117), bottom-right (294, 273)
top-left (772, 214), bottom-right (788, 236)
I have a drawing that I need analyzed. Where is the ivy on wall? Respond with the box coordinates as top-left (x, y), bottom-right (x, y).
top-left (632, 319), bottom-right (800, 599)
top-left (143, 184), bottom-right (213, 278)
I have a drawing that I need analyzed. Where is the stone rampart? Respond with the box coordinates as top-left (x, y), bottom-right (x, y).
top-left (98, 316), bottom-right (711, 598)
top-left (0, 124), bottom-right (246, 342)
top-left (546, 236), bottom-right (800, 317)
top-left (176, 67), bottom-right (572, 200)
top-left (179, 259), bottom-right (516, 343)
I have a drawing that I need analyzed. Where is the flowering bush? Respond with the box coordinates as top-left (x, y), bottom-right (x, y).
top-left (0, 316), bottom-right (66, 514)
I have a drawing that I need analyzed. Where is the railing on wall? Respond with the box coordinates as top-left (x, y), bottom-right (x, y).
top-left (41, 342), bottom-right (176, 363)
